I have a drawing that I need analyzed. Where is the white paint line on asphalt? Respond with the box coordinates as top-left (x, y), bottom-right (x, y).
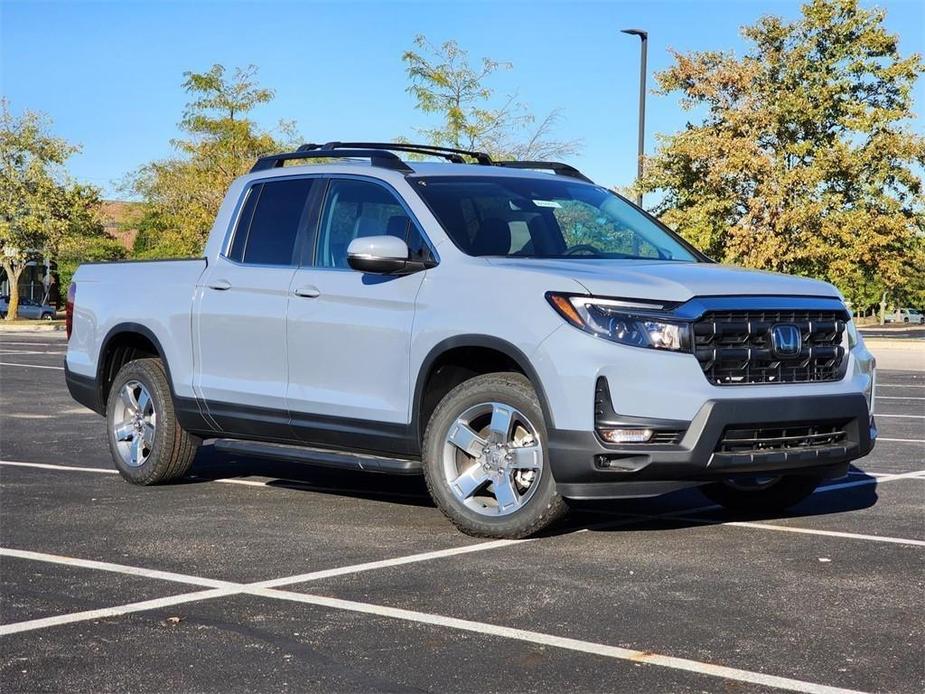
top-left (871, 413), bottom-right (924, 419)
top-left (704, 521), bottom-right (925, 547)
top-left (0, 548), bottom-right (238, 589)
top-left (0, 361), bottom-right (64, 370)
top-left (0, 539), bottom-right (872, 693)
top-left (250, 539), bottom-right (527, 589)
top-left (0, 460), bottom-right (118, 475)
top-left (0, 588), bottom-right (234, 637)
top-left (251, 588), bottom-right (866, 694)
top-left (876, 437), bottom-right (925, 444)
top-left (877, 395), bottom-right (925, 400)
top-left (876, 384), bottom-right (925, 388)
top-left (201, 475), bottom-right (428, 500)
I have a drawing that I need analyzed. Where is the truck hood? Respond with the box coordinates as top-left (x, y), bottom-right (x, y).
top-left (484, 258), bottom-right (841, 304)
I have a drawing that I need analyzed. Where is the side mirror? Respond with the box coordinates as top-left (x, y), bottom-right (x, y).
top-left (347, 235), bottom-right (433, 275)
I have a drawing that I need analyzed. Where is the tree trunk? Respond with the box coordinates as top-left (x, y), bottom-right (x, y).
top-left (2, 261), bottom-right (24, 321)
top-left (879, 292), bottom-right (888, 326)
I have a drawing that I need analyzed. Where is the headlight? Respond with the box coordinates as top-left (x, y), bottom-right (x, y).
top-left (546, 293), bottom-right (691, 351)
top-left (846, 319), bottom-right (859, 349)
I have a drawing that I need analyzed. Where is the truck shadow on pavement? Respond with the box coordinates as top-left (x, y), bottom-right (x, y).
top-left (182, 443), bottom-right (880, 535)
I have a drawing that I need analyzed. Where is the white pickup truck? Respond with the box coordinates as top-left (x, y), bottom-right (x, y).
top-left (65, 142), bottom-right (877, 538)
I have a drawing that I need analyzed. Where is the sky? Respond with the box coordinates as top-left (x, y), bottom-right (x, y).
top-left (2, 0), bottom-right (923, 199)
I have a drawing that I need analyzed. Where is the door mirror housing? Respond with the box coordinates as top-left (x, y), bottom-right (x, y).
top-left (347, 235), bottom-right (433, 275)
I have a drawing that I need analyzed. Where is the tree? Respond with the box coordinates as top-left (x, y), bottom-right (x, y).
top-left (639, 0), bottom-right (924, 312)
top-left (402, 35), bottom-right (580, 159)
top-left (0, 101), bottom-right (107, 319)
top-left (131, 65), bottom-right (296, 257)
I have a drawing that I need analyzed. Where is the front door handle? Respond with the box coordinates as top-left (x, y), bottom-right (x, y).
top-left (293, 285), bottom-right (321, 298)
top-left (208, 279), bottom-right (232, 291)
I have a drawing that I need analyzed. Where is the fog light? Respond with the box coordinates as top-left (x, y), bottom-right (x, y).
top-left (599, 428), bottom-right (653, 444)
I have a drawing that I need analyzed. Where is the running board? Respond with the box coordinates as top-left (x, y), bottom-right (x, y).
top-left (213, 439), bottom-right (423, 475)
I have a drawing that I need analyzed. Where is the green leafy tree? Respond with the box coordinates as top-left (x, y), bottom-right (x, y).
top-left (0, 100), bottom-right (108, 319)
top-left (639, 0), bottom-right (924, 314)
top-left (402, 35), bottom-right (580, 159)
top-left (131, 64), bottom-right (296, 257)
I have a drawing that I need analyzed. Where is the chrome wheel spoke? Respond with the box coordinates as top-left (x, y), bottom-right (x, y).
top-left (487, 404), bottom-right (514, 442)
top-left (142, 422), bottom-right (156, 447)
top-left (130, 437), bottom-right (141, 465)
top-left (447, 421), bottom-right (487, 458)
top-left (450, 463), bottom-right (490, 500)
top-left (120, 385), bottom-right (139, 414)
top-left (137, 388), bottom-right (151, 414)
top-left (508, 444), bottom-right (542, 470)
top-left (114, 422), bottom-right (135, 442)
top-left (493, 475), bottom-right (520, 513)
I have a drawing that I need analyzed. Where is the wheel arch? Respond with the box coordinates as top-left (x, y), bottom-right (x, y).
top-left (412, 335), bottom-right (554, 444)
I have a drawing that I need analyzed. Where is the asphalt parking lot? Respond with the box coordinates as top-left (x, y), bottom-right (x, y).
top-left (1, 332), bottom-right (923, 693)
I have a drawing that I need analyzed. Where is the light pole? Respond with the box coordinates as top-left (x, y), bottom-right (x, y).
top-left (621, 28), bottom-right (647, 207)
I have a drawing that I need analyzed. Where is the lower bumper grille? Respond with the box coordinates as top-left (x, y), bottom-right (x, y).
top-left (718, 422), bottom-right (848, 454)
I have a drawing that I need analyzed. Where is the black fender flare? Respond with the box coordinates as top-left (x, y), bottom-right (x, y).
top-left (411, 334), bottom-right (555, 440)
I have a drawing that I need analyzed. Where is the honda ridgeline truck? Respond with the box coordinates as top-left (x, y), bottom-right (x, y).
top-left (65, 142), bottom-right (877, 538)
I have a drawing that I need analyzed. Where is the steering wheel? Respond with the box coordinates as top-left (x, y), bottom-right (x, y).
top-left (564, 244), bottom-right (603, 256)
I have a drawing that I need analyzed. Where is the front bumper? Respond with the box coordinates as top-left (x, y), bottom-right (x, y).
top-left (549, 392), bottom-right (875, 499)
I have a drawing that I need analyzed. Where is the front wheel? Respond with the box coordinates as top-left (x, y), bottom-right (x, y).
top-left (422, 373), bottom-right (567, 538)
top-left (700, 474), bottom-right (822, 514)
top-left (106, 357), bottom-right (200, 485)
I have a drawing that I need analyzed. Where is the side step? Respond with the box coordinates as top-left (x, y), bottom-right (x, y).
top-left (213, 439), bottom-right (423, 475)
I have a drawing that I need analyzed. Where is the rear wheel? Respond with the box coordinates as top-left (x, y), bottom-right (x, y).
top-left (422, 373), bottom-right (567, 538)
top-left (700, 474), bottom-right (822, 513)
top-left (106, 358), bottom-right (199, 485)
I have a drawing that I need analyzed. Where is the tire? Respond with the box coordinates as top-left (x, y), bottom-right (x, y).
top-left (700, 474), bottom-right (822, 514)
top-left (41, 313), bottom-right (53, 321)
top-left (105, 357), bottom-right (199, 485)
top-left (422, 372), bottom-right (567, 538)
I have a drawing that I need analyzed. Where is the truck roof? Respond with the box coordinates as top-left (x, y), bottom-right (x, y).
top-left (245, 142), bottom-right (595, 186)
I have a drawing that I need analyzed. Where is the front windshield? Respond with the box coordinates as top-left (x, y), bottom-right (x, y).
top-left (412, 176), bottom-right (701, 261)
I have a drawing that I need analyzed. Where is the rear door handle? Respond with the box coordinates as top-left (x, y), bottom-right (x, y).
top-left (293, 285), bottom-right (321, 298)
top-left (207, 279), bottom-right (232, 291)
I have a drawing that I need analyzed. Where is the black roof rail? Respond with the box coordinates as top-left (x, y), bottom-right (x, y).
top-left (317, 141), bottom-right (494, 165)
top-left (250, 146), bottom-right (413, 174)
top-left (494, 161), bottom-right (594, 183)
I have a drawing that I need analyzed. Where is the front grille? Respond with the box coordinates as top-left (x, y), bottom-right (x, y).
top-left (693, 309), bottom-right (847, 385)
top-left (717, 421), bottom-right (848, 454)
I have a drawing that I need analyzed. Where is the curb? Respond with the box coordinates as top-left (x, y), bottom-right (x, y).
top-left (0, 322), bottom-right (65, 333)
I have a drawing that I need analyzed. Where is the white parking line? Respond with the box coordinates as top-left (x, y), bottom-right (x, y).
top-left (0, 588), bottom-right (234, 636)
top-left (876, 395), bottom-right (925, 400)
top-left (876, 437), bottom-right (925, 444)
top-left (705, 521), bottom-right (925, 547)
top-left (0, 362), bottom-right (64, 370)
top-left (876, 384), bottom-right (925, 388)
top-left (0, 460), bottom-right (118, 474)
top-left (251, 588), bottom-right (868, 694)
top-left (873, 413), bottom-right (925, 419)
top-left (0, 546), bottom-right (867, 693)
top-left (0, 547), bottom-right (237, 589)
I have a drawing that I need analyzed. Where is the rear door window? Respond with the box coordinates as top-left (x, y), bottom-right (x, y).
top-left (228, 178), bottom-right (315, 266)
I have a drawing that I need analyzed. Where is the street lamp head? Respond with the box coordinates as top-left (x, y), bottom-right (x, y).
top-left (621, 28), bottom-right (648, 39)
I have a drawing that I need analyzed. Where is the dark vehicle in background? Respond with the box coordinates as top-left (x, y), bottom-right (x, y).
top-left (0, 296), bottom-right (57, 320)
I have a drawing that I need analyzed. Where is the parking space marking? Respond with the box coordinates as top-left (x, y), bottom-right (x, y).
top-left (250, 539), bottom-right (526, 589)
top-left (876, 384), bottom-right (925, 388)
top-left (873, 413), bottom-right (925, 419)
top-left (249, 588), bottom-right (867, 694)
top-left (0, 548), bottom-right (239, 589)
top-left (706, 521), bottom-right (925, 546)
top-left (876, 395), bottom-right (925, 400)
top-left (0, 361), bottom-right (64, 370)
top-left (0, 546), bottom-right (867, 693)
top-left (0, 460), bottom-right (119, 474)
top-left (876, 437), bottom-right (925, 444)
top-left (0, 588), bottom-right (234, 636)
